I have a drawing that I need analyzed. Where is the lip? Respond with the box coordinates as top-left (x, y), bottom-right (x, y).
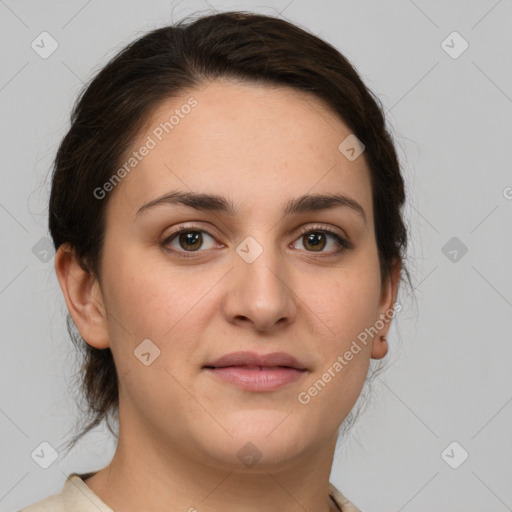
top-left (204, 351), bottom-right (307, 370)
top-left (203, 351), bottom-right (308, 392)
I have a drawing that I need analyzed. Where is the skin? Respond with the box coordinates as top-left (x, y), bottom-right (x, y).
top-left (55, 79), bottom-right (400, 512)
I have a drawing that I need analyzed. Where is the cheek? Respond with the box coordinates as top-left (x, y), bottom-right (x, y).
top-left (101, 246), bottom-right (181, 334)
top-left (99, 246), bottom-right (220, 373)
top-left (304, 251), bottom-right (382, 405)
top-left (297, 295), bottom-right (379, 431)
top-left (98, 251), bottom-right (207, 417)
top-left (320, 276), bottom-right (378, 377)
top-left (327, 259), bottom-right (382, 342)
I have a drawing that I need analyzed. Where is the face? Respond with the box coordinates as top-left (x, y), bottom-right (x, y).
top-left (64, 79), bottom-right (398, 470)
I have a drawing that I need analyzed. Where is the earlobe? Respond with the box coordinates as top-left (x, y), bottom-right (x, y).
top-left (54, 244), bottom-right (110, 349)
top-left (371, 335), bottom-right (388, 360)
top-left (371, 260), bottom-right (402, 360)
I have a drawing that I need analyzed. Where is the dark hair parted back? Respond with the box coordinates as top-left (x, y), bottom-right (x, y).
top-left (49, 10), bottom-right (408, 452)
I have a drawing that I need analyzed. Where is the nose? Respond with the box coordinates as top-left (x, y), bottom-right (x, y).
top-left (221, 238), bottom-right (297, 333)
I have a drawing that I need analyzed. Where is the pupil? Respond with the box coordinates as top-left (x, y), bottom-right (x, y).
top-left (180, 231), bottom-right (201, 250)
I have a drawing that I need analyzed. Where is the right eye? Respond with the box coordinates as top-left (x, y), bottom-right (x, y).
top-left (161, 225), bottom-right (220, 257)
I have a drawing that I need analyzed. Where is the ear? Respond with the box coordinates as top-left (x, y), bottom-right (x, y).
top-left (371, 259), bottom-right (401, 360)
top-left (54, 244), bottom-right (110, 349)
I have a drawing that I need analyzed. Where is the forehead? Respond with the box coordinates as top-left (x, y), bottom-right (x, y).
top-left (107, 80), bottom-right (373, 224)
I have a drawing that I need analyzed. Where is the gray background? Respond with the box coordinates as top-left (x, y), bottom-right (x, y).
top-left (1, 0), bottom-right (511, 510)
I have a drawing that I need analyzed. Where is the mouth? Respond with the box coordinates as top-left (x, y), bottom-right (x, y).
top-left (202, 351), bottom-right (308, 392)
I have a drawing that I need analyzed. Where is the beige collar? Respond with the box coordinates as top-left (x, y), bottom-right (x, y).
top-left (22, 473), bottom-right (361, 512)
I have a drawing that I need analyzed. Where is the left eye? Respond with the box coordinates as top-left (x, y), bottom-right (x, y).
top-left (292, 228), bottom-right (348, 253)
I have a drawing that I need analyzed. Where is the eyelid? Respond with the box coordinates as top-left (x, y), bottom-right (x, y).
top-left (296, 223), bottom-right (350, 243)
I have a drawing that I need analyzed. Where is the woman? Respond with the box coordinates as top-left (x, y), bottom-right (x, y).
top-left (21, 10), bottom-right (407, 512)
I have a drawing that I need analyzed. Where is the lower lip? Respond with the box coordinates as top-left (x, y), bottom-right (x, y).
top-left (204, 366), bottom-right (306, 391)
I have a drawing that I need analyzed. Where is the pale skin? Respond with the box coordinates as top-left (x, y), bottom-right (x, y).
top-left (55, 79), bottom-right (400, 512)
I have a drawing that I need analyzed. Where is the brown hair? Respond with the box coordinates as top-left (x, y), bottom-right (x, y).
top-left (50, 10), bottom-right (408, 453)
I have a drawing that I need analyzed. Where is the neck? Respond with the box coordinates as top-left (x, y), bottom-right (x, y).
top-left (84, 410), bottom-right (340, 512)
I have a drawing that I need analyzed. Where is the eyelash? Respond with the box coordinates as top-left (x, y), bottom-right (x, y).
top-left (160, 223), bottom-right (352, 259)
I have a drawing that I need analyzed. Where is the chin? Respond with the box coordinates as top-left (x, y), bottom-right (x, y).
top-left (194, 414), bottom-right (319, 472)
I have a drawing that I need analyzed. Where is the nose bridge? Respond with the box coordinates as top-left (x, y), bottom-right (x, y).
top-left (226, 232), bottom-right (296, 330)
top-left (236, 233), bottom-right (285, 295)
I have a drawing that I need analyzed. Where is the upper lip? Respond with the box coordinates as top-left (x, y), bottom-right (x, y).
top-left (203, 351), bottom-right (307, 370)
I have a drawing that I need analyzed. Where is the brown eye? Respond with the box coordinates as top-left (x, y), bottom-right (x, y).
top-left (292, 226), bottom-right (351, 255)
top-left (177, 231), bottom-right (203, 251)
top-left (302, 232), bottom-right (327, 252)
top-left (162, 226), bottom-right (217, 255)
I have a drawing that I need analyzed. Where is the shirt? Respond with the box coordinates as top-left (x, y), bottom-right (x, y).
top-left (19, 472), bottom-right (361, 512)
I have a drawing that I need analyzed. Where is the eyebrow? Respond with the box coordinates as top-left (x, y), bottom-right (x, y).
top-left (135, 191), bottom-right (367, 224)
